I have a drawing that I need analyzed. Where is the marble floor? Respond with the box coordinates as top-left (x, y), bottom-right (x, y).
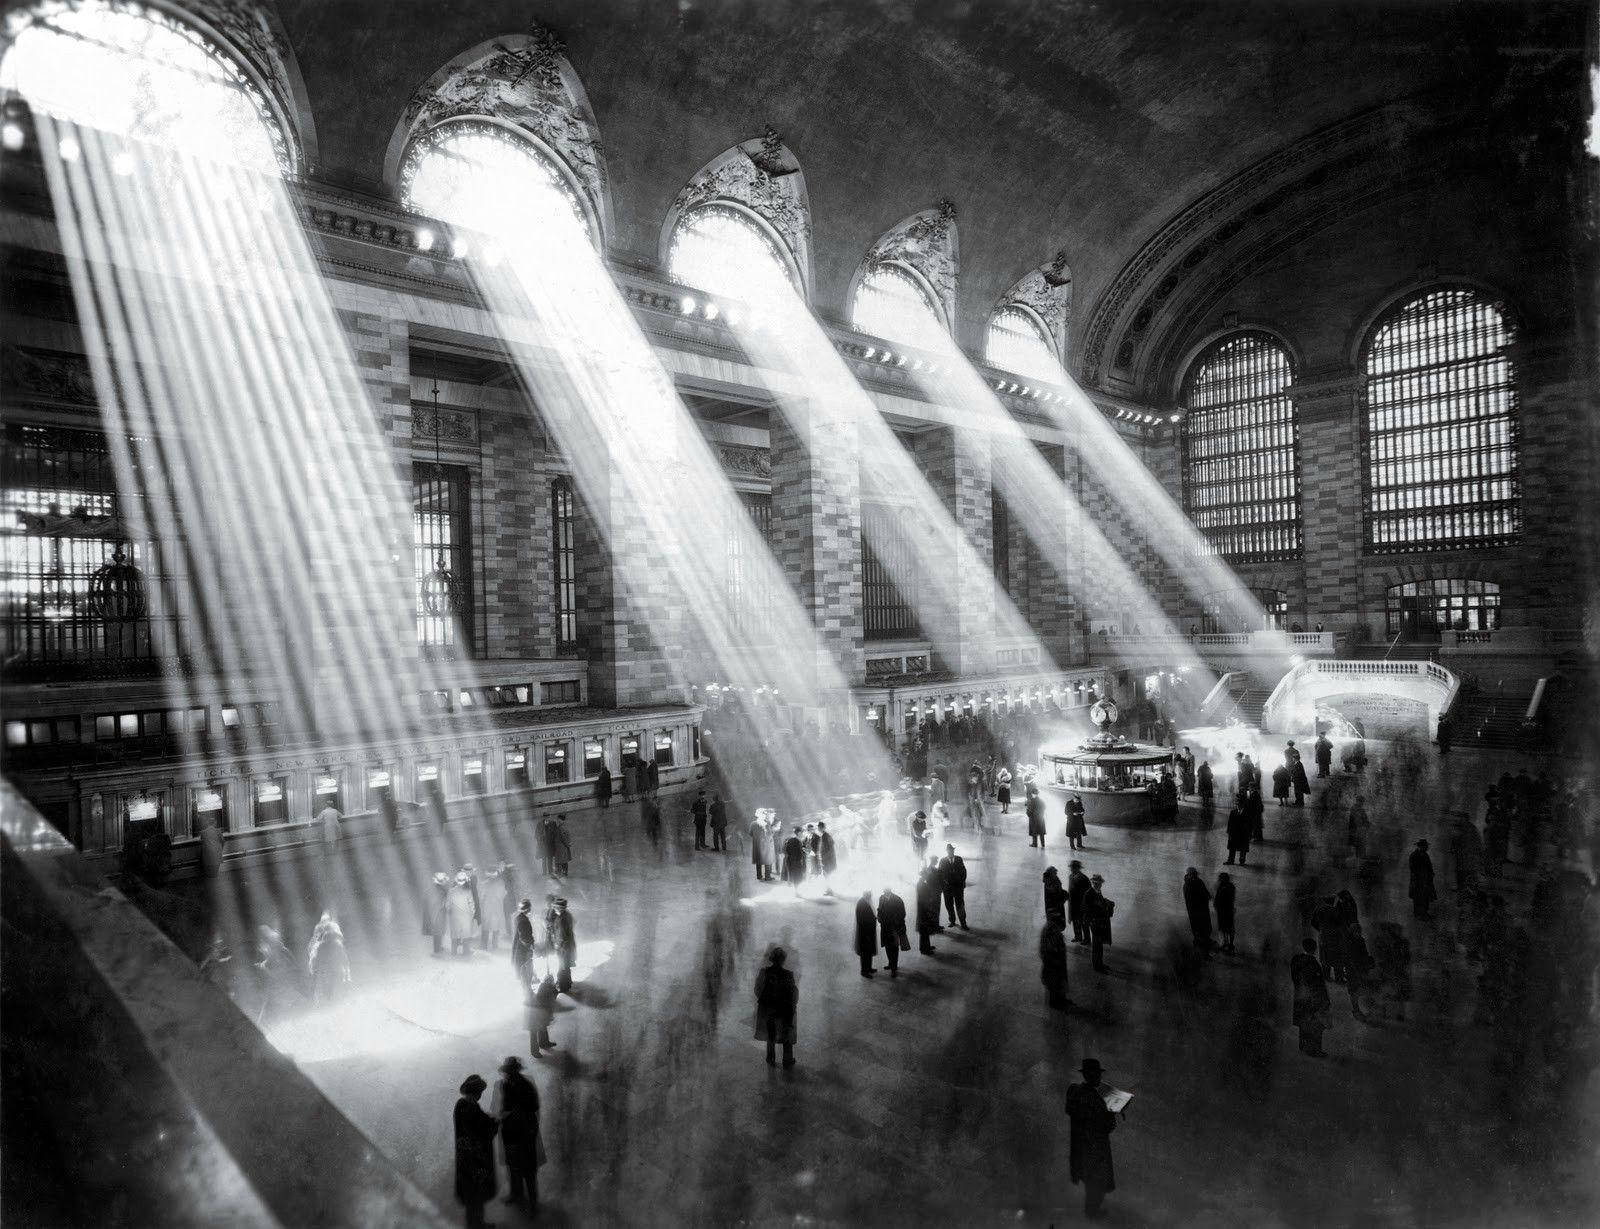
top-left (175, 744), bottom-right (1597, 1228)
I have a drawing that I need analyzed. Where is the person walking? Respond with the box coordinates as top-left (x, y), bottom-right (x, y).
top-left (1409, 839), bottom-right (1437, 919)
top-left (308, 912), bottom-right (351, 1005)
top-left (552, 897), bottom-right (577, 992)
top-left (782, 826), bottom-right (805, 895)
top-left (751, 814), bottom-right (773, 881)
top-left (915, 862), bottom-right (942, 953)
top-left (1246, 784), bottom-right (1266, 842)
top-left (854, 890), bottom-right (877, 977)
top-left (526, 973), bottom-right (557, 1054)
top-left (939, 843), bottom-right (969, 929)
top-left (691, 790), bottom-right (709, 850)
top-left (709, 793), bottom-right (729, 852)
top-left (511, 898), bottom-right (535, 986)
top-left (1065, 793), bottom-right (1087, 850)
top-left (1026, 789), bottom-right (1047, 849)
top-left (1085, 874), bottom-right (1114, 973)
top-left (454, 1074), bottom-right (498, 1229)
top-left (642, 794), bottom-right (662, 848)
top-left (1314, 733), bottom-right (1333, 779)
top-left (1065, 860), bottom-right (1091, 944)
top-left (1289, 746), bottom-right (1310, 807)
top-left (910, 810), bottom-right (930, 865)
top-left (1182, 867), bottom-right (1213, 957)
top-left (817, 821), bottom-right (837, 895)
top-left (1290, 938), bottom-right (1332, 1056)
top-left (1214, 871), bottom-right (1236, 954)
top-left (1343, 921), bottom-right (1373, 1021)
top-left (754, 948), bottom-right (797, 1067)
top-left (1225, 802), bottom-right (1252, 866)
top-left (492, 1056), bottom-right (544, 1210)
top-left (877, 885), bottom-right (908, 978)
top-left (1064, 1058), bottom-right (1118, 1218)
top-left (596, 763), bottom-right (613, 809)
top-left (1040, 916), bottom-right (1071, 1009)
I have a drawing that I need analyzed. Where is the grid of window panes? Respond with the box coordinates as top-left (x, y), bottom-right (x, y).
top-left (862, 502), bottom-right (919, 640)
top-left (1252, 588), bottom-right (1289, 631)
top-left (1385, 579), bottom-right (1500, 638)
top-left (852, 264), bottom-right (948, 351)
top-left (985, 305), bottom-right (1060, 383)
top-left (1181, 332), bottom-right (1302, 562)
top-left (413, 461), bottom-right (471, 651)
top-left (551, 478), bottom-right (578, 650)
top-left (1, 425), bottom-right (188, 674)
top-left (1361, 288), bottom-right (1518, 552)
top-left (990, 489), bottom-right (1010, 594)
top-left (726, 491), bottom-right (774, 641)
top-left (667, 204), bottom-right (798, 306)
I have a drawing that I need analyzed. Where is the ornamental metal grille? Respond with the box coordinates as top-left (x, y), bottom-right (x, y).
top-left (725, 491), bottom-right (774, 642)
top-left (862, 501), bottom-right (919, 641)
top-left (1361, 288), bottom-right (1519, 553)
top-left (1180, 332), bottom-right (1301, 562)
top-left (1, 424), bottom-right (186, 675)
top-left (551, 478), bottom-right (578, 651)
top-left (413, 461), bottom-right (471, 651)
top-left (990, 488), bottom-right (1010, 595)
top-left (1385, 579), bottom-right (1500, 638)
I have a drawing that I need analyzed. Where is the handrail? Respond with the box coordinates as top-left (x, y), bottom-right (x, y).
top-left (1261, 657), bottom-right (1459, 735)
top-left (1524, 677), bottom-right (1548, 726)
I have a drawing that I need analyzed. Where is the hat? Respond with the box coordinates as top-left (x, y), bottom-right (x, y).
top-left (554, 897), bottom-right (569, 908)
top-left (460, 1074), bottom-right (487, 1096)
top-left (498, 1056), bottom-right (523, 1074)
top-left (1069, 860), bottom-right (1083, 870)
top-left (1415, 839), bottom-right (1429, 850)
top-left (1080, 1058), bottom-right (1103, 1075)
top-left (432, 872), bottom-right (450, 887)
top-left (518, 898), bottom-right (532, 912)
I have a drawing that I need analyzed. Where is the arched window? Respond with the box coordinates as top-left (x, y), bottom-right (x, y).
top-left (401, 120), bottom-right (592, 245)
top-left (551, 478), bottom-right (578, 651)
top-left (0, 2), bottom-right (292, 173)
top-left (667, 203), bottom-right (797, 306)
top-left (986, 305), bottom-right (1060, 382)
top-left (1180, 331), bottom-right (1301, 562)
top-left (1386, 579), bottom-right (1499, 638)
top-left (1361, 287), bottom-right (1518, 552)
top-left (852, 264), bottom-right (947, 351)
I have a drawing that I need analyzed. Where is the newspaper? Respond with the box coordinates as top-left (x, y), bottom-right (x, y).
top-left (1099, 1085), bottom-right (1134, 1114)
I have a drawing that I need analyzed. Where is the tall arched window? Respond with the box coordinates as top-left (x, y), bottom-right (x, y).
top-left (852, 264), bottom-right (947, 351)
top-left (986, 305), bottom-right (1060, 382)
top-left (1, 3), bottom-right (293, 173)
top-left (551, 478), bottom-right (578, 651)
top-left (1361, 287), bottom-right (1518, 552)
top-left (401, 120), bottom-right (592, 246)
top-left (1180, 331), bottom-right (1301, 561)
top-left (667, 203), bottom-right (797, 306)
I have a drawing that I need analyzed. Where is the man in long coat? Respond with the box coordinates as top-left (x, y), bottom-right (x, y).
top-left (938, 843), bottom-right (969, 929)
top-left (1065, 794), bottom-right (1087, 850)
top-left (454, 1074), bottom-right (498, 1228)
top-left (1225, 803), bottom-right (1253, 866)
top-left (853, 890), bottom-right (877, 977)
top-left (915, 863), bottom-right (941, 953)
top-left (1039, 917), bottom-right (1070, 1009)
top-left (1314, 733), bottom-right (1333, 778)
top-left (1026, 791), bottom-right (1047, 848)
top-left (1290, 938), bottom-right (1331, 1056)
top-left (1085, 875), bottom-right (1113, 973)
top-left (1288, 745), bottom-right (1311, 807)
top-left (552, 898), bottom-right (577, 992)
top-left (877, 886), bottom-right (907, 978)
top-left (709, 793), bottom-right (729, 852)
top-left (1182, 867), bottom-right (1213, 956)
top-left (595, 765), bottom-right (613, 808)
top-left (511, 898), bottom-right (535, 986)
top-left (1409, 839), bottom-right (1437, 919)
top-left (754, 948), bottom-right (797, 1067)
top-left (782, 827), bottom-right (806, 895)
top-left (1064, 1058), bottom-right (1118, 1217)
top-left (750, 815), bottom-right (773, 881)
top-left (492, 1056), bottom-right (544, 1208)
top-left (446, 871), bottom-right (479, 957)
top-left (1066, 861), bottom-right (1090, 943)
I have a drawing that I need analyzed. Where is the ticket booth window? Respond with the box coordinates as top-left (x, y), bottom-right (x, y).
top-left (126, 790), bottom-right (163, 831)
top-left (583, 740), bottom-right (605, 778)
top-left (545, 742), bottom-right (570, 784)
top-left (653, 732), bottom-right (674, 767)
top-left (193, 785), bottom-right (228, 833)
top-left (313, 771), bottom-right (343, 813)
top-left (417, 762), bottom-right (445, 823)
top-left (462, 755), bottom-right (486, 796)
top-left (691, 725), bottom-right (701, 761)
top-left (254, 776), bottom-right (289, 827)
top-left (620, 734), bottom-right (641, 772)
top-left (505, 748), bottom-right (529, 790)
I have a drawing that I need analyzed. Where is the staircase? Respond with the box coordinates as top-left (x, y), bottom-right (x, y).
top-left (1215, 680), bottom-right (1274, 727)
top-left (1451, 688), bottom-right (1533, 751)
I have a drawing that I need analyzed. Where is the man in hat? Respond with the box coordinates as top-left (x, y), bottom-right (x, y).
top-left (552, 897), bottom-right (577, 992)
top-left (691, 789), bottom-right (709, 850)
top-left (492, 1056), bottom-right (543, 1209)
top-left (454, 1073), bottom-right (498, 1228)
top-left (939, 843), bottom-right (969, 930)
top-left (709, 791), bottom-right (729, 851)
top-left (1084, 874), bottom-right (1114, 973)
top-left (854, 890), bottom-right (877, 977)
top-left (1067, 861), bottom-right (1090, 944)
top-left (1064, 1057), bottom-right (1118, 1217)
top-left (511, 898), bottom-right (535, 986)
top-left (1409, 839), bottom-right (1437, 920)
top-left (754, 947), bottom-right (798, 1067)
top-left (877, 883), bottom-right (908, 978)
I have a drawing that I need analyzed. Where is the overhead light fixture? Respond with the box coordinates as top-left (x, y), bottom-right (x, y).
top-left (864, 347), bottom-right (877, 360)
top-left (725, 308), bottom-right (741, 328)
top-left (450, 236), bottom-right (469, 259)
top-left (57, 135), bottom-right (80, 161)
top-left (1, 121), bottom-right (23, 152)
top-left (703, 301), bottom-right (720, 321)
top-left (1168, 413), bottom-right (1180, 422)
top-left (895, 355), bottom-right (907, 367)
top-left (679, 295), bottom-right (697, 315)
top-left (415, 228), bottom-right (436, 252)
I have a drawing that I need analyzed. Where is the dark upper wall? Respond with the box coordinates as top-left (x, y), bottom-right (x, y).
top-left (270, 0), bottom-right (1582, 351)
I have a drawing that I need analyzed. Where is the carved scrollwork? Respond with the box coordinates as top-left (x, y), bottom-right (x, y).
top-left (864, 205), bottom-right (960, 329)
top-left (717, 444), bottom-right (771, 479)
top-left (670, 138), bottom-right (812, 293)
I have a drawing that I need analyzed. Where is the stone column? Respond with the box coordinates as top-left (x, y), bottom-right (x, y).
top-left (914, 427), bottom-right (996, 677)
top-left (1292, 374), bottom-right (1365, 639)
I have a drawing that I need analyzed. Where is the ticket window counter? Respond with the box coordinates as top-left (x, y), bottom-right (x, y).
top-left (367, 766), bottom-right (397, 828)
top-left (417, 762), bottom-right (446, 825)
top-left (653, 732), bottom-right (674, 768)
top-left (254, 776), bottom-right (289, 827)
top-left (545, 742), bottom-right (570, 785)
top-left (193, 785), bottom-right (229, 834)
top-left (619, 734), bottom-right (642, 775)
top-left (582, 739), bottom-right (606, 779)
top-left (505, 748), bottom-right (530, 791)
top-left (125, 790), bottom-right (164, 834)
top-left (461, 755), bottom-right (487, 797)
top-left (313, 771), bottom-right (344, 815)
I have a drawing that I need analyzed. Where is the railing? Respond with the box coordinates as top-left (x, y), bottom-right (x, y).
top-left (1440, 627), bottom-right (1587, 654)
top-left (1092, 630), bottom-right (1335, 656)
top-left (1261, 657), bottom-right (1459, 735)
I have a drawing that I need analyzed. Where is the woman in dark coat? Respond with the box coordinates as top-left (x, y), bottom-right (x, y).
top-left (1271, 763), bottom-right (1292, 806)
top-left (915, 864), bottom-right (942, 953)
top-left (1182, 867), bottom-right (1213, 955)
top-left (1042, 866), bottom-right (1068, 930)
top-left (595, 765), bottom-right (613, 808)
top-left (853, 891), bottom-right (877, 976)
top-left (1225, 804), bottom-right (1253, 866)
top-left (454, 1074), bottom-right (498, 1227)
top-left (1214, 872), bottom-right (1236, 953)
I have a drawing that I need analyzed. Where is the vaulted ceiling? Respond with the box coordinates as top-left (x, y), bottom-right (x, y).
top-left (273, 0), bottom-right (1586, 364)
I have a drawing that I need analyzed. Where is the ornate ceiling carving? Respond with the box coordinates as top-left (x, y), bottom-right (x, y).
top-left (862, 201), bottom-right (959, 328)
top-left (667, 135), bottom-right (813, 296)
top-left (996, 261), bottom-right (1072, 356)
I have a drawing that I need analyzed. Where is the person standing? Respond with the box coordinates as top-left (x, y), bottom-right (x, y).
top-left (854, 890), bottom-right (877, 977)
top-left (817, 821), bottom-right (837, 895)
top-left (317, 799), bottom-right (342, 856)
top-left (1225, 802), bottom-right (1252, 866)
top-left (1290, 938), bottom-right (1331, 1056)
top-left (1409, 839), bottom-right (1437, 920)
top-left (1197, 760), bottom-right (1214, 814)
top-left (1065, 793), bottom-right (1087, 850)
top-left (446, 871), bottom-right (479, 958)
top-left (595, 763), bottom-right (613, 809)
top-left (621, 759), bottom-right (636, 802)
top-left (1272, 763), bottom-right (1292, 807)
top-left (877, 885), bottom-right (907, 978)
top-left (939, 843), bottom-right (969, 929)
top-left (1314, 733), bottom-right (1333, 779)
top-left (1214, 871), bottom-right (1236, 954)
top-left (1245, 786), bottom-right (1266, 844)
top-left (552, 897), bottom-right (577, 992)
top-left (996, 766), bottom-right (1013, 814)
top-left (691, 790), bottom-right (709, 851)
top-left (537, 816), bottom-right (556, 878)
top-left (1085, 874), bottom-right (1114, 973)
top-left (754, 948), bottom-right (797, 1067)
top-left (1043, 866), bottom-right (1068, 931)
top-left (709, 793), bottom-right (728, 852)
top-left (454, 1074), bottom-right (498, 1229)
top-left (492, 1056), bottom-right (544, 1210)
top-left (1040, 916), bottom-right (1071, 1009)
top-left (1064, 1058), bottom-right (1118, 1218)
top-left (527, 973), bottom-right (557, 1053)
top-left (1026, 790), bottom-right (1047, 849)
top-left (427, 871), bottom-right (451, 956)
top-left (1182, 867), bottom-right (1213, 957)
top-left (915, 862), bottom-right (942, 954)
top-left (552, 816), bottom-right (572, 878)
top-left (643, 794), bottom-right (662, 848)
top-left (646, 758), bottom-right (660, 797)
top-left (511, 898), bottom-right (535, 986)
top-left (750, 814), bottom-right (773, 881)
top-left (1179, 747), bottom-right (1196, 798)
top-left (1066, 861), bottom-right (1090, 943)
top-left (782, 826), bottom-right (805, 895)
top-left (1288, 745), bottom-right (1310, 807)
